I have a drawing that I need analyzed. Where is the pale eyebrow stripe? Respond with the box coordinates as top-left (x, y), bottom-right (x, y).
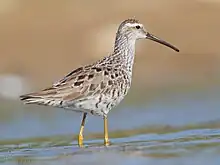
top-left (125, 23), bottom-right (142, 27)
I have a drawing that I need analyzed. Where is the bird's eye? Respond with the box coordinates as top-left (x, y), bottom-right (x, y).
top-left (135, 25), bottom-right (141, 29)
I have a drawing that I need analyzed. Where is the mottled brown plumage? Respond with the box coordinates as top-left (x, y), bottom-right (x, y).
top-left (20, 64), bottom-right (130, 116)
top-left (20, 19), bottom-right (179, 146)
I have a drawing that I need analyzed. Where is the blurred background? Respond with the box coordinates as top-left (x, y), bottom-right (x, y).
top-left (0, 0), bottom-right (220, 164)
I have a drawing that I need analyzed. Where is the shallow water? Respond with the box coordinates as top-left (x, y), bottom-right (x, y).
top-left (0, 86), bottom-right (220, 164)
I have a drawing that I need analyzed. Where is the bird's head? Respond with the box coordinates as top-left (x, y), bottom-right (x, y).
top-left (117, 19), bottom-right (179, 52)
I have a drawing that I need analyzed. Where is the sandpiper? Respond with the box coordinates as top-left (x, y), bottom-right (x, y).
top-left (20, 19), bottom-right (179, 147)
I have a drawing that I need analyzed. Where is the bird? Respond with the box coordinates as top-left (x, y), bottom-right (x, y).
top-left (20, 19), bottom-right (179, 147)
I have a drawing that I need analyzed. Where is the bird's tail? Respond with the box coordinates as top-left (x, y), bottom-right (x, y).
top-left (20, 93), bottom-right (46, 105)
top-left (20, 87), bottom-right (62, 106)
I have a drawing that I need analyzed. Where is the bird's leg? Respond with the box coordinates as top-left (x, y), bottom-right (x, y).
top-left (104, 116), bottom-right (110, 146)
top-left (78, 113), bottom-right (87, 147)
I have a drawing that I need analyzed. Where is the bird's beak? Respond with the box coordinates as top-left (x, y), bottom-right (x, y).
top-left (146, 32), bottom-right (179, 52)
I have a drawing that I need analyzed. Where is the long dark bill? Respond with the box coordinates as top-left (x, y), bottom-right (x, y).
top-left (146, 32), bottom-right (179, 52)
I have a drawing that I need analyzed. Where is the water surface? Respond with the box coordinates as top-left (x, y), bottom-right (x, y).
top-left (0, 86), bottom-right (220, 164)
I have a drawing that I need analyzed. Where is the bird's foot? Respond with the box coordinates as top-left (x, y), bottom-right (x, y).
top-left (78, 134), bottom-right (84, 148)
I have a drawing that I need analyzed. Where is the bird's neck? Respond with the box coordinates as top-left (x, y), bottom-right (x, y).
top-left (111, 33), bottom-right (136, 73)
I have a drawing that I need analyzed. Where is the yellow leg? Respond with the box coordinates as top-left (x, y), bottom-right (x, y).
top-left (78, 113), bottom-right (87, 147)
top-left (104, 116), bottom-right (110, 146)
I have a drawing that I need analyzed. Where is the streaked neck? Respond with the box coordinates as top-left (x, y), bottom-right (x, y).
top-left (112, 33), bottom-right (136, 73)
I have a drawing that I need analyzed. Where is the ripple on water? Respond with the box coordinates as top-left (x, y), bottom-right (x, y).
top-left (0, 127), bottom-right (220, 165)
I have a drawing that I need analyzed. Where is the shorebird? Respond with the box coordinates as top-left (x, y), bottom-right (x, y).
top-left (20, 19), bottom-right (179, 147)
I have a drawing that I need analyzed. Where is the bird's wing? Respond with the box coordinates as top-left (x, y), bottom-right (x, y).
top-left (20, 65), bottom-right (121, 106)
